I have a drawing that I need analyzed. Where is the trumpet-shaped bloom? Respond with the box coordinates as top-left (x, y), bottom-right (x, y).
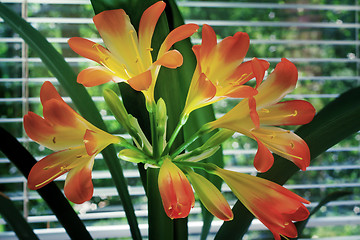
top-left (186, 169), bottom-right (233, 221)
top-left (209, 59), bottom-right (316, 172)
top-left (24, 81), bottom-right (119, 204)
top-left (68, 1), bottom-right (198, 105)
top-left (183, 24), bottom-right (270, 117)
top-left (158, 158), bottom-right (195, 219)
top-left (214, 167), bottom-right (310, 240)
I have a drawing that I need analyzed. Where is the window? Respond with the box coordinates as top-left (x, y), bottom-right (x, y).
top-left (1, 0), bottom-right (359, 239)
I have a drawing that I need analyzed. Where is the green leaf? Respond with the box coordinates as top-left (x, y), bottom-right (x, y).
top-left (0, 193), bottom-right (39, 240)
top-left (0, 127), bottom-right (92, 240)
top-left (294, 191), bottom-right (352, 239)
top-left (215, 86), bottom-right (360, 240)
top-left (0, 3), bottom-right (141, 240)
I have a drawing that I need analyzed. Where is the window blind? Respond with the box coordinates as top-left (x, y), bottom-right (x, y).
top-left (0, 0), bottom-right (359, 239)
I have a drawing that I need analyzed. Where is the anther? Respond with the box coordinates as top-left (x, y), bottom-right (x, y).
top-left (52, 137), bottom-right (56, 144)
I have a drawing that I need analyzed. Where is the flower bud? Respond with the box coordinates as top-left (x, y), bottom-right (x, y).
top-left (158, 158), bottom-right (194, 219)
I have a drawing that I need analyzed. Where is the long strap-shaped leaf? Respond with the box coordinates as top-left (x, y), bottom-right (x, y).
top-left (0, 3), bottom-right (141, 240)
top-left (215, 86), bottom-right (360, 239)
top-left (0, 192), bottom-right (39, 240)
top-left (0, 127), bottom-right (92, 240)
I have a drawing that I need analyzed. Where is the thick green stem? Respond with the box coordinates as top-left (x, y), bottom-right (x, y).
top-left (147, 168), bottom-right (173, 240)
top-left (174, 218), bottom-right (188, 240)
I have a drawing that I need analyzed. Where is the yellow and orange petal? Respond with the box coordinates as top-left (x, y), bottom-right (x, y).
top-left (68, 37), bottom-right (109, 64)
top-left (64, 159), bottom-right (94, 204)
top-left (24, 112), bottom-right (55, 145)
top-left (187, 170), bottom-right (233, 221)
top-left (255, 58), bottom-right (298, 109)
top-left (127, 70), bottom-right (152, 91)
top-left (198, 24), bottom-right (217, 63)
top-left (40, 81), bottom-right (65, 106)
top-left (77, 66), bottom-right (123, 87)
top-left (154, 50), bottom-right (183, 69)
top-left (251, 127), bottom-right (310, 170)
top-left (27, 147), bottom-right (91, 190)
top-left (183, 72), bottom-right (217, 116)
top-left (253, 135), bottom-right (274, 172)
top-left (158, 158), bottom-right (195, 219)
top-left (93, 9), bottom-right (138, 71)
top-left (214, 167), bottom-right (310, 240)
top-left (258, 100), bottom-right (316, 126)
top-left (43, 99), bottom-right (82, 129)
top-left (204, 32), bottom-right (250, 82)
top-left (138, 1), bottom-right (166, 67)
top-left (83, 129), bottom-right (119, 156)
top-left (158, 23), bottom-right (199, 58)
top-left (226, 58), bottom-right (269, 87)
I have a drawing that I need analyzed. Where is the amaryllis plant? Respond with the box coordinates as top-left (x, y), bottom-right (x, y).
top-left (1, 0), bottom-right (359, 240)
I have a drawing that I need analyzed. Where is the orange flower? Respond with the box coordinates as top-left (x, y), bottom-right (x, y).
top-left (24, 81), bottom-right (119, 204)
top-left (182, 24), bottom-right (269, 117)
top-left (158, 158), bottom-right (195, 219)
top-left (209, 59), bottom-right (316, 172)
top-left (68, 1), bottom-right (198, 105)
top-left (214, 167), bottom-right (310, 240)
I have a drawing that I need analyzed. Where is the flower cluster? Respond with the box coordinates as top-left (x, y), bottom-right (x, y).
top-left (24, 2), bottom-right (316, 240)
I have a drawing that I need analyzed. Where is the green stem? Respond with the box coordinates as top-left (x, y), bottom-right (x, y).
top-left (174, 218), bottom-right (188, 240)
top-left (150, 110), bottom-right (160, 160)
top-left (170, 125), bottom-right (211, 158)
top-left (174, 161), bottom-right (215, 172)
top-left (147, 168), bottom-right (173, 240)
top-left (163, 113), bottom-right (188, 156)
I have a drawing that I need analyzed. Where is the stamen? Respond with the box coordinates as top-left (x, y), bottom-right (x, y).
top-left (52, 137), bottom-right (56, 144)
top-left (35, 166), bottom-right (68, 188)
top-left (273, 148), bottom-right (303, 160)
top-left (93, 43), bottom-right (133, 78)
top-left (280, 234), bottom-right (290, 240)
top-left (129, 30), bottom-right (145, 72)
top-left (122, 64), bottom-right (132, 78)
top-left (234, 73), bottom-right (252, 86)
